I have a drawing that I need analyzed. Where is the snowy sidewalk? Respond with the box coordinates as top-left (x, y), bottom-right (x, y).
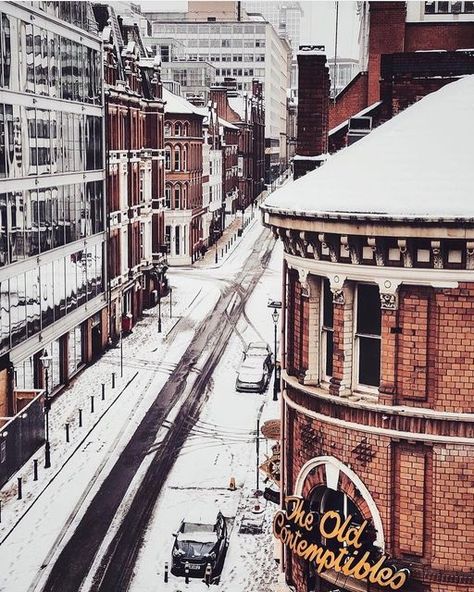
top-left (0, 272), bottom-right (223, 592)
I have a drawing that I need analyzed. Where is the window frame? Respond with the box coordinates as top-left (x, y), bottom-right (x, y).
top-left (320, 277), bottom-right (334, 384)
top-left (353, 282), bottom-right (381, 393)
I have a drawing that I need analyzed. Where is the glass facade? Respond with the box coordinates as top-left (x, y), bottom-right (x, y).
top-left (0, 243), bottom-right (103, 355)
top-left (0, 104), bottom-right (103, 179)
top-left (0, 182), bottom-right (103, 266)
top-left (0, 11), bottom-right (101, 102)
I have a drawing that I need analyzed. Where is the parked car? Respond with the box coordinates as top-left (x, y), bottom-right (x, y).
top-left (171, 511), bottom-right (228, 577)
top-left (243, 342), bottom-right (273, 367)
top-left (236, 342), bottom-right (273, 393)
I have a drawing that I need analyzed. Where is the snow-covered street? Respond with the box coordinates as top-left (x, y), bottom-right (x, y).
top-left (0, 205), bottom-right (284, 592)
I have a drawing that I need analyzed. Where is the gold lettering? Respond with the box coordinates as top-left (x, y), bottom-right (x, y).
top-left (296, 539), bottom-right (309, 555)
top-left (387, 569), bottom-right (409, 590)
top-left (272, 510), bottom-right (285, 538)
top-left (332, 547), bottom-right (349, 571)
top-left (301, 543), bottom-right (324, 563)
top-left (375, 567), bottom-right (394, 586)
top-left (319, 511), bottom-right (341, 539)
top-left (316, 549), bottom-right (336, 574)
top-left (345, 519), bottom-right (368, 549)
top-left (340, 550), bottom-right (359, 576)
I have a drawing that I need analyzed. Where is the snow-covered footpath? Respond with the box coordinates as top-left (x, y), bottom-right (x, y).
top-left (0, 199), bottom-right (286, 592)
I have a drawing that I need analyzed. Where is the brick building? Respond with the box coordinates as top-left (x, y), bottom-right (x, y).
top-left (262, 77), bottom-right (474, 592)
top-left (328, 1), bottom-right (474, 140)
top-left (94, 5), bottom-right (167, 338)
top-left (163, 88), bottom-right (205, 265)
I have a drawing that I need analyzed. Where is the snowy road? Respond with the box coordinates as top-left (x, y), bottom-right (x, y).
top-left (38, 221), bottom-right (277, 591)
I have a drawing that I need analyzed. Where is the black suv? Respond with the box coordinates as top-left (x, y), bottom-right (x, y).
top-left (171, 511), bottom-right (228, 577)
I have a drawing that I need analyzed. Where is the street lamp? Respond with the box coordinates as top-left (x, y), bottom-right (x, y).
top-left (271, 309), bottom-right (280, 401)
top-left (39, 350), bottom-right (52, 469)
top-left (152, 263), bottom-right (166, 334)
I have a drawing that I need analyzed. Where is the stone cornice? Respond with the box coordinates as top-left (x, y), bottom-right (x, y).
top-left (283, 372), bottom-right (474, 444)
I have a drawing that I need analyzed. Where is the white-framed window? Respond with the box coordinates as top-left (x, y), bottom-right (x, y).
top-left (164, 146), bottom-right (171, 170)
top-left (164, 122), bottom-right (171, 136)
top-left (174, 184), bottom-right (181, 209)
top-left (165, 185), bottom-right (171, 208)
top-left (174, 122), bottom-right (182, 136)
top-left (182, 145), bottom-right (187, 171)
top-left (174, 146), bottom-right (181, 171)
top-left (321, 277), bottom-right (334, 382)
top-left (354, 284), bottom-right (381, 389)
top-left (425, 0), bottom-right (474, 12)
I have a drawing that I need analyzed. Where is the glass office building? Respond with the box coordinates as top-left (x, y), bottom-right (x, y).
top-left (0, 1), bottom-right (106, 409)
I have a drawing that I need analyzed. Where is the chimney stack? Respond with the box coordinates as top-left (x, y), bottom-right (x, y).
top-left (294, 45), bottom-right (330, 180)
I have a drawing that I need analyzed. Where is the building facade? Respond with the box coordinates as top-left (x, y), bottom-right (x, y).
top-left (94, 5), bottom-right (167, 338)
top-left (263, 77), bottom-right (474, 592)
top-left (163, 88), bottom-right (205, 265)
top-left (0, 1), bottom-right (106, 414)
top-left (142, 7), bottom-right (290, 182)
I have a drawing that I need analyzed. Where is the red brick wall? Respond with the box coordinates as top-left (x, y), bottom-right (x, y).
top-left (405, 22), bottom-right (474, 52)
top-left (328, 72), bottom-right (369, 131)
top-left (367, 1), bottom-right (407, 104)
top-left (296, 51), bottom-right (330, 156)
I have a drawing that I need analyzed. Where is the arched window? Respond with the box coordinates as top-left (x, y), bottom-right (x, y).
top-left (164, 145), bottom-right (171, 171)
top-left (183, 122), bottom-right (189, 136)
top-left (183, 183), bottom-right (188, 208)
top-left (165, 184), bottom-right (171, 208)
top-left (174, 122), bottom-right (182, 136)
top-left (174, 183), bottom-right (181, 209)
top-left (182, 145), bottom-right (188, 171)
top-left (164, 122), bottom-right (171, 136)
top-left (174, 146), bottom-right (181, 171)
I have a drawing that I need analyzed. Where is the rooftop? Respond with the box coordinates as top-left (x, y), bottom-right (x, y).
top-left (264, 76), bottom-right (474, 223)
top-left (163, 87), bottom-right (205, 116)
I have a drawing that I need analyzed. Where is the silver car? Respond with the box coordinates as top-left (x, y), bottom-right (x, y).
top-left (236, 342), bottom-right (273, 393)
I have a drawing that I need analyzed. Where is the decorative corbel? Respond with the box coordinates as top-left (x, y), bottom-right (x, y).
top-left (368, 237), bottom-right (385, 266)
top-left (398, 239), bottom-right (413, 268)
top-left (377, 279), bottom-right (401, 310)
top-left (431, 240), bottom-right (443, 269)
top-left (329, 274), bottom-right (346, 305)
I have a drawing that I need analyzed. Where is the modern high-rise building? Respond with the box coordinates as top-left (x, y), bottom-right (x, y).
top-left (243, 0), bottom-right (304, 87)
top-left (0, 0), bottom-right (106, 482)
top-left (142, 4), bottom-right (290, 182)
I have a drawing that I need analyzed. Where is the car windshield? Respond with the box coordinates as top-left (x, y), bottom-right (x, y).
top-left (177, 540), bottom-right (215, 557)
top-left (182, 522), bottom-right (215, 534)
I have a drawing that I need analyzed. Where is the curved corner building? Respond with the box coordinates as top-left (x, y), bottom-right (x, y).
top-left (262, 77), bottom-right (474, 592)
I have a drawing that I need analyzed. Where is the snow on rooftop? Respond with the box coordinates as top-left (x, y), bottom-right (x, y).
top-left (163, 87), bottom-right (205, 116)
top-left (228, 95), bottom-right (247, 120)
top-left (265, 76), bottom-right (474, 222)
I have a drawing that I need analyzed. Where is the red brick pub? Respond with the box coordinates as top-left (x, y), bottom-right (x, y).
top-left (263, 78), bottom-right (474, 592)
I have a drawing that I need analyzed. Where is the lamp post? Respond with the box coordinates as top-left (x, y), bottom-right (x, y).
top-left (272, 309), bottom-right (279, 401)
top-left (39, 350), bottom-right (52, 469)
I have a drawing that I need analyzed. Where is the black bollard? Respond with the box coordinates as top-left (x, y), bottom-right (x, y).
top-left (65, 423), bottom-right (70, 443)
top-left (33, 459), bottom-right (38, 481)
top-left (90, 395), bottom-right (95, 413)
top-left (184, 562), bottom-right (190, 584)
top-left (164, 562), bottom-right (169, 583)
top-left (112, 372), bottom-right (116, 389)
top-left (101, 383), bottom-right (106, 401)
top-left (17, 477), bottom-right (22, 500)
top-left (78, 408), bottom-right (83, 427)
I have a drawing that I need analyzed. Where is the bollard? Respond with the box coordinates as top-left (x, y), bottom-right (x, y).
top-left (101, 383), bottom-right (106, 401)
top-left (90, 395), bottom-right (95, 413)
top-left (78, 408), bottom-right (83, 427)
top-left (204, 563), bottom-right (212, 586)
top-left (228, 476), bottom-right (236, 491)
top-left (225, 244), bottom-right (228, 253)
top-left (33, 459), bottom-right (38, 481)
top-left (221, 248), bottom-right (224, 257)
top-left (184, 562), bottom-right (190, 584)
top-left (17, 477), bottom-right (22, 500)
top-left (65, 423), bottom-right (70, 443)
top-left (164, 561), bottom-right (169, 583)
top-left (112, 372), bottom-right (116, 389)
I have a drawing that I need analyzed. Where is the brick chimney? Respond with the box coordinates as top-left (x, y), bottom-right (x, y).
top-left (210, 85), bottom-right (228, 120)
top-left (294, 45), bottom-right (330, 180)
top-left (367, 2), bottom-right (406, 104)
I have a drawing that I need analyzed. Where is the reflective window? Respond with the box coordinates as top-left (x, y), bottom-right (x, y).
top-left (26, 268), bottom-right (40, 337)
top-left (321, 278), bottom-right (334, 379)
top-left (0, 192), bottom-right (7, 265)
top-left (40, 261), bottom-right (54, 328)
top-left (0, 280), bottom-right (9, 353)
top-left (10, 273), bottom-right (27, 346)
